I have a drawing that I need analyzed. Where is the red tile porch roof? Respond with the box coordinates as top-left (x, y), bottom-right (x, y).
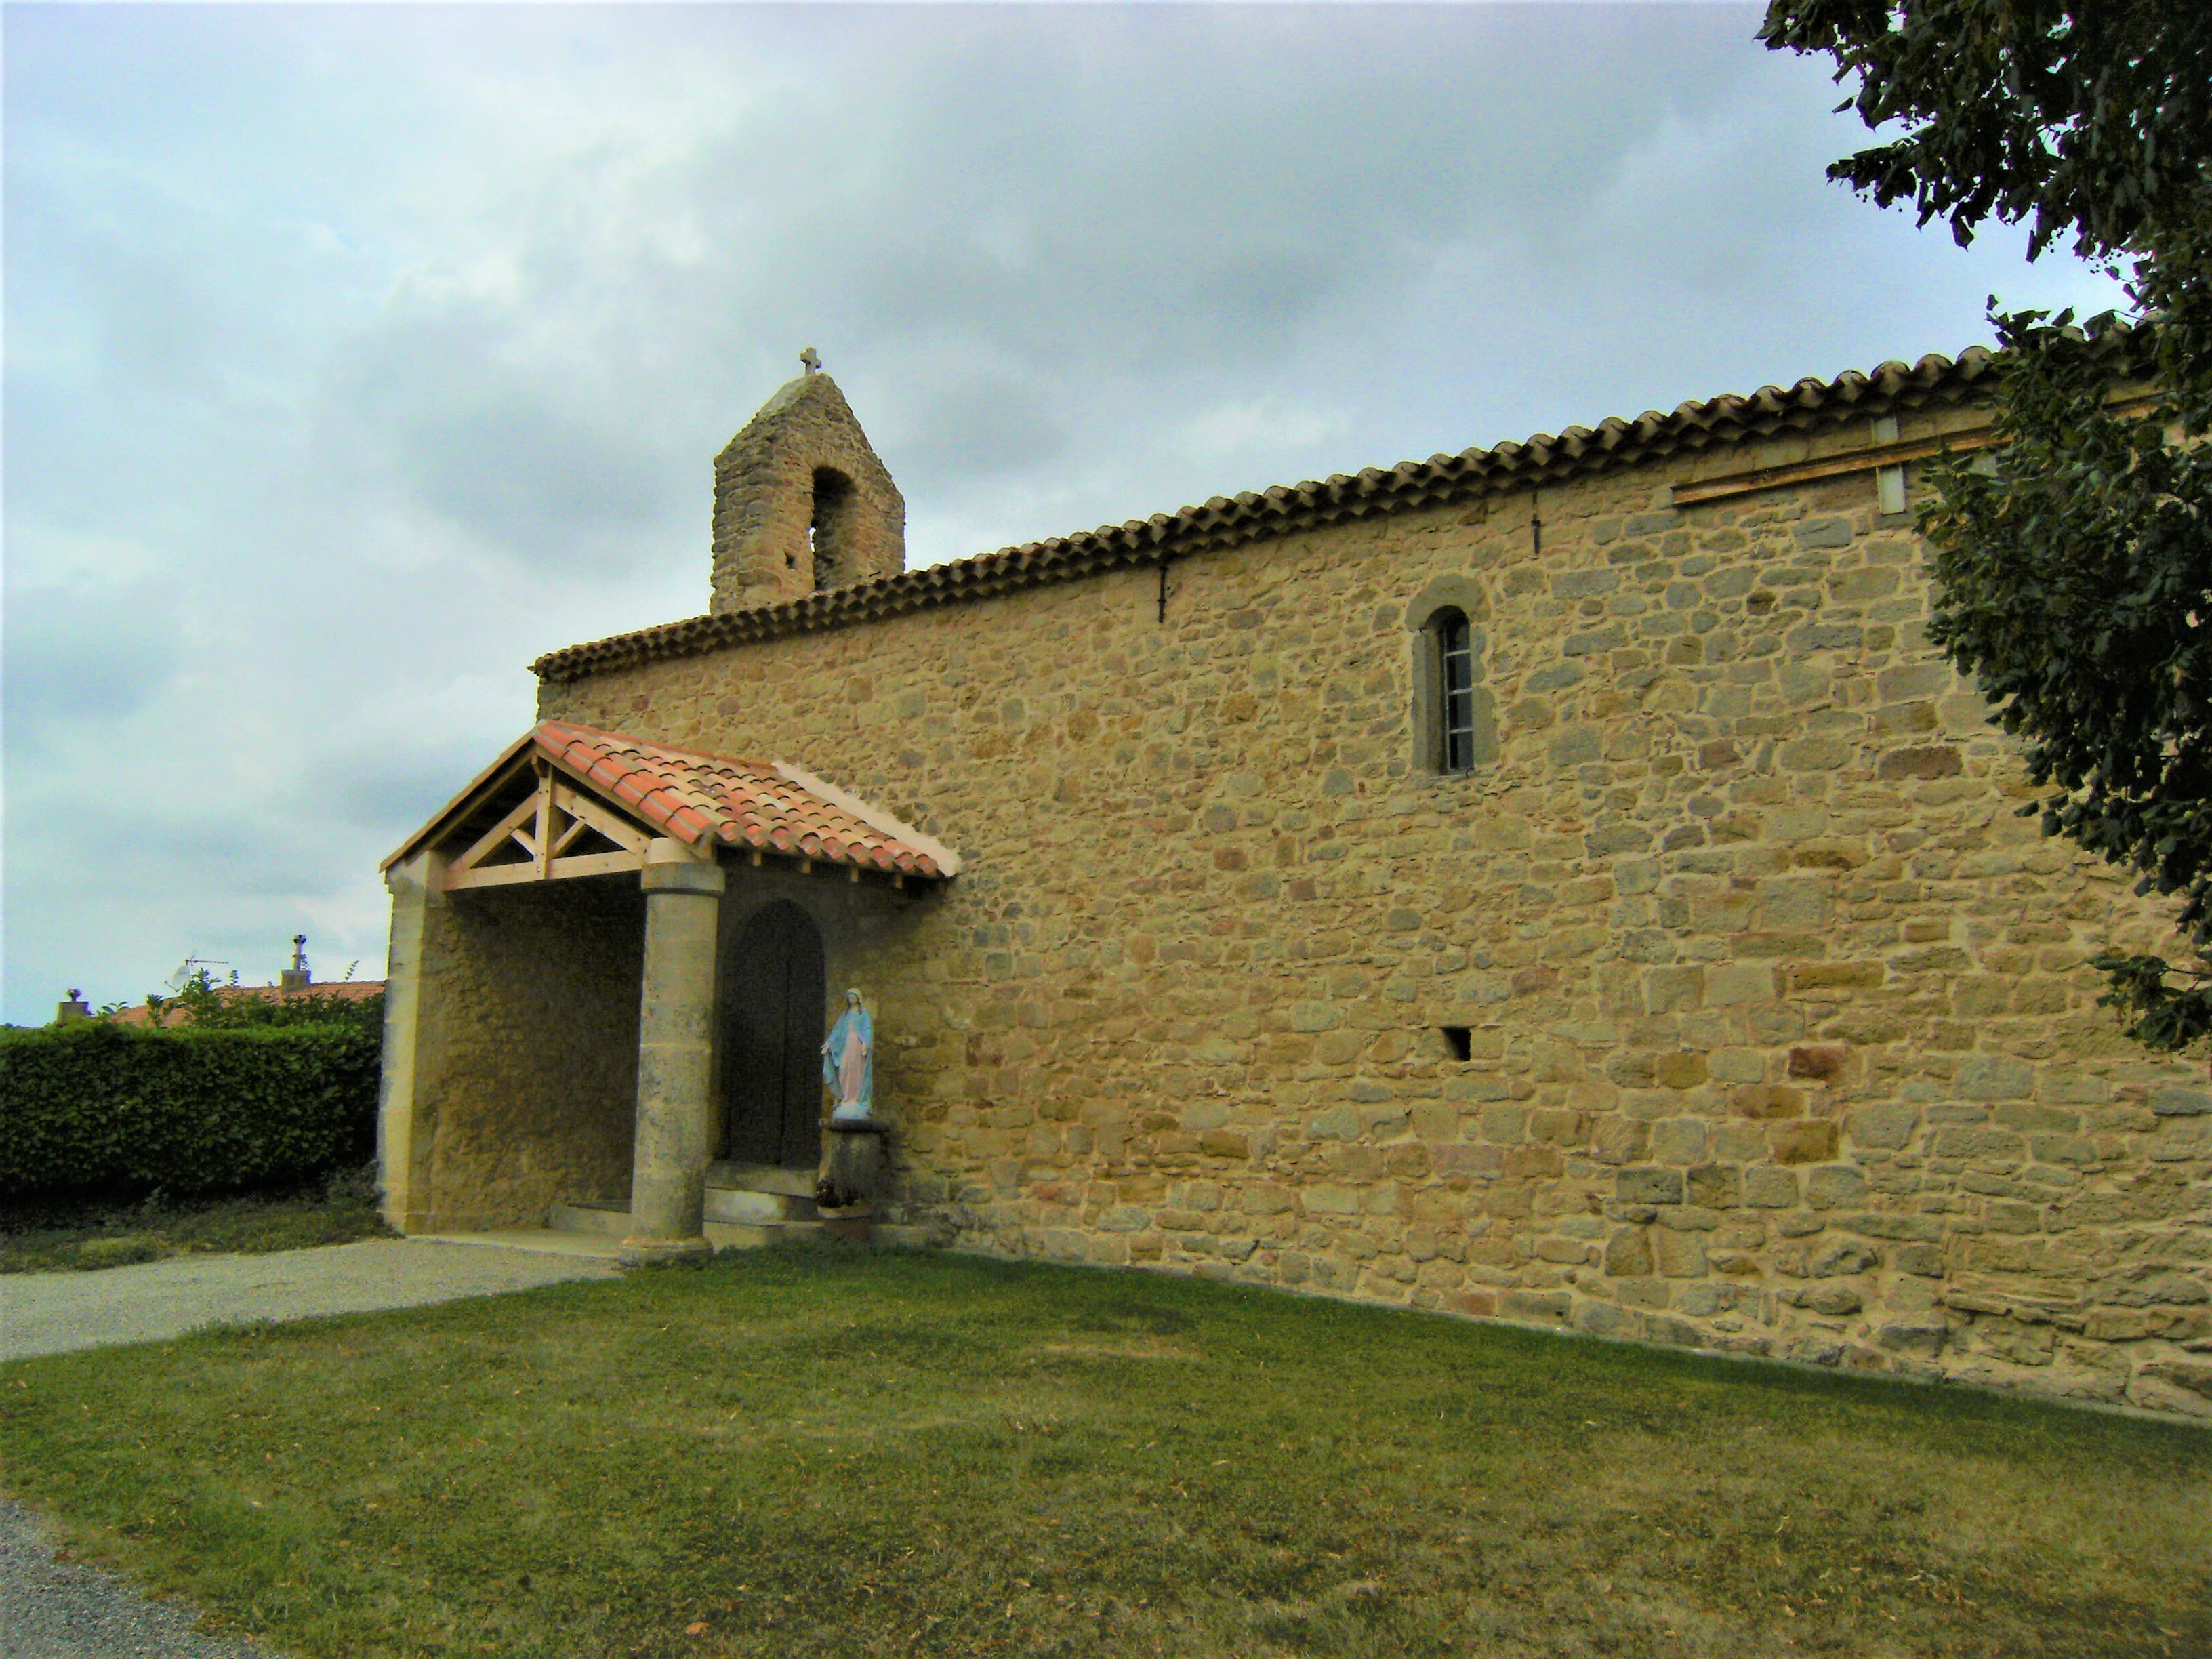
top-left (538, 722), bottom-right (950, 877)
top-left (384, 722), bottom-right (954, 880)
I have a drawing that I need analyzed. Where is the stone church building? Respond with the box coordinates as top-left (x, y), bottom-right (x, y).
top-left (380, 352), bottom-right (2212, 1417)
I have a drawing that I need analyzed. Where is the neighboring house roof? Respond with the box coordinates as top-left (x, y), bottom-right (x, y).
top-left (384, 720), bottom-right (956, 880)
top-left (532, 332), bottom-right (2146, 685)
top-left (110, 981), bottom-right (386, 1028)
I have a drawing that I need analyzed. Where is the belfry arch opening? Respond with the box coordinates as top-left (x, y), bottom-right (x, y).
top-left (809, 467), bottom-right (855, 590)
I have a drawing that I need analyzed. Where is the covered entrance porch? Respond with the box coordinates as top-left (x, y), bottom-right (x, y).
top-left (376, 720), bottom-right (953, 1258)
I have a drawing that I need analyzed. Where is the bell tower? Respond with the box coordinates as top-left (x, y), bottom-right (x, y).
top-left (710, 352), bottom-right (906, 613)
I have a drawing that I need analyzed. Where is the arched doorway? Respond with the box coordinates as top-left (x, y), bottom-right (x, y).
top-left (722, 900), bottom-right (827, 1168)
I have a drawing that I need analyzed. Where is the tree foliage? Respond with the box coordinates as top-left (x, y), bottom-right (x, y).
top-left (140, 967), bottom-right (386, 1038)
top-left (1763, 1), bottom-right (2212, 1049)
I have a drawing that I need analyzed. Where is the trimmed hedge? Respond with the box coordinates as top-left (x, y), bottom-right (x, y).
top-left (0, 1020), bottom-right (380, 1202)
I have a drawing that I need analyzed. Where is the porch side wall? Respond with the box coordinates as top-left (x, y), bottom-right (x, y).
top-left (412, 876), bottom-right (647, 1230)
top-left (541, 404), bottom-right (2212, 1417)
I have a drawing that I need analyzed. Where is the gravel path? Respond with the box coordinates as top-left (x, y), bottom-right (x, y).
top-left (0, 1499), bottom-right (281, 1659)
top-left (0, 1236), bottom-right (623, 1363)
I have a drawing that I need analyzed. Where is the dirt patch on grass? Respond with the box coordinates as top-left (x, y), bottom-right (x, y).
top-left (1033, 1337), bottom-right (1202, 1361)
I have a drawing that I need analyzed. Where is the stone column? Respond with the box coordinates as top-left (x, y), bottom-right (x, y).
top-left (623, 838), bottom-right (727, 1262)
top-left (377, 850), bottom-right (447, 1234)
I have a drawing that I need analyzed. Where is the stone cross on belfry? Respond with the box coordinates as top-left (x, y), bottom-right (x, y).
top-left (800, 346), bottom-right (821, 375)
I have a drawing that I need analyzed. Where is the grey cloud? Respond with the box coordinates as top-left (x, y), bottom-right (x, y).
top-left (403, 393), bottom-right (670, 556)
top-left (159, 815), bottom-right (365, 902)
top-left (2, 3), bottom-right (2132, 1023)
top-left (892, 376), bottom-right (1071, 480)
top-left (321, 305), bottom-right (688, 571)
top-left (276, 7), bottom-right (1809, 537)
top-left (1, 577), bottom-right (181, 743)
top-left (756, 7), bottom-right (1773, 368)
top-left (3, 171), bottom-right (239, 396)
top-left (316, 739), bottom-right (507, 842)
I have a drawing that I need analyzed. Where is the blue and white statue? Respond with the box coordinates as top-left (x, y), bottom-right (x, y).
top-left (822, 987), bottom-right (874, 1123)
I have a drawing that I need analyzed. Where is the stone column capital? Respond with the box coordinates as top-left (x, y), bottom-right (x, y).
top-left (640, 840), bottom-right (726, 897)
top-left (384, 848), bottom-right (449, 906)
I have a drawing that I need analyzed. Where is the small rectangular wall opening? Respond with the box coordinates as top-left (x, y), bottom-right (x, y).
top-left (1439, 1025), bottom-right (1472, 1062)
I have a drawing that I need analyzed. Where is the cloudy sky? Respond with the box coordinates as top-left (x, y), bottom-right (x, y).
top-left (3, 1), bottom-right (2127, 1023)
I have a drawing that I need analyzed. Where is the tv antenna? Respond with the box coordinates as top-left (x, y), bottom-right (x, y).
top-left (166, 955), bottom-right (232, 992)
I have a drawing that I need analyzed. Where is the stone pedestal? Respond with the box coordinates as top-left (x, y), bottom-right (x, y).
top-left (820, 1118), bottom-right (888, 1242)
top-left (623, 840), bottom-right (726, 1263)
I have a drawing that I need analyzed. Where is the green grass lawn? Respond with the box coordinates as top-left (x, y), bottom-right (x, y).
top-left (0, 1167), bottom-right (392, 1273)
top-left (1, 1246), bottom-right (2204, 1659)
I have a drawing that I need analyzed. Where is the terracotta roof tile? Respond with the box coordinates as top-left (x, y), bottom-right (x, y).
top-left (535, 721), bottom-right (949, 878)
top-left (531, 329), bottom-right (2147, 686)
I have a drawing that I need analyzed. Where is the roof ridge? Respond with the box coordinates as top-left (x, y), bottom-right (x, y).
top-left (543, 718), bottom-right (779, 775)
top-left (533, 328), bottom-right (2139, 685)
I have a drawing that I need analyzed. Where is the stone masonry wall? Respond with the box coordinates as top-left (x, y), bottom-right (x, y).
top-left (541, 404), bottom-right (2212, 1417)
top-left (413, 876), bottom-right (647, 1230)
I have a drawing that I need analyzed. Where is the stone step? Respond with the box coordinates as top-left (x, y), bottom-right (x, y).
top-left (701, 1161), bottom-right (817, 1199)
top-left (546, 1197), bottom-right (824, 1252)
top-left (703, 1187), bottom-right (817, 1225)
top-left (547, 1200), bottom-right (631, 1239)
top-left (706, 1219), bottom-right (801, 1250)
top-left (705, 1217), bottom-right (840, 1249)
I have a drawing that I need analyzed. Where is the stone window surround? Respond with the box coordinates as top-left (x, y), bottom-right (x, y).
top-left (1406, 573), bottom-right (1498, 777)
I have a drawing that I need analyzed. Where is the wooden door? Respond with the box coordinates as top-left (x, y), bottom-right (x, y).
top-left (722, 901), bottom-right (827, 1168)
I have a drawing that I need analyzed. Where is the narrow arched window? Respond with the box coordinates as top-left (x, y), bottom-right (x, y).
top-left (1439, 609), bottom-right (1476, 774)
top-left (1408, 584), bottom-right (1496, 777)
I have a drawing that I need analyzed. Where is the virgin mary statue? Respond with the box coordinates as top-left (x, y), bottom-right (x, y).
top-left (822, 988), bottom-right (874, 1123)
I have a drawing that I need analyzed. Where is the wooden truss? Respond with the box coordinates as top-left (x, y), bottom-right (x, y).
top-left (444, 762), bottom-right (658, 891)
